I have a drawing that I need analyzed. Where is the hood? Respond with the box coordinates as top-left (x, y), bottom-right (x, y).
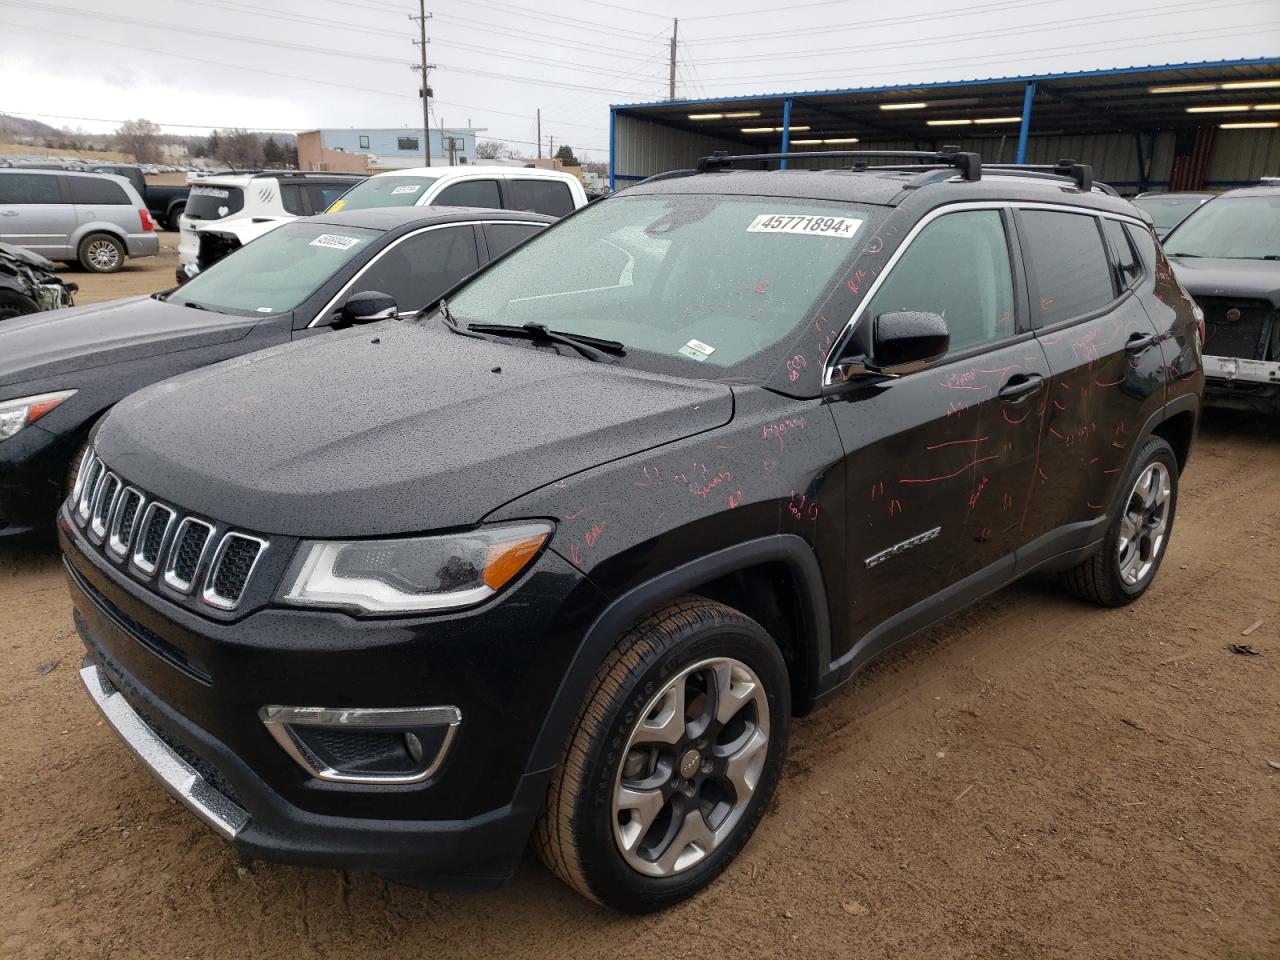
top-left (0, 241), bottom-right (56, 273)
top-left (1167, 256), bottom-right (1280, 308)
top-left (95, 321), bottom-right (734, 537)
top-left (0, 295), bottom-right (262, 389)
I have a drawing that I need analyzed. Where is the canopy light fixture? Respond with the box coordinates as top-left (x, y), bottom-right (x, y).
top-left (1220, 121), bottom-right (1279, 129)
top-left (880, 102), bottom-right (928, 110)
top-left (926, 119), bottom-right (973, 126)
top-left (973, 116), bottom-right (1024, 124)
top-left (740, 125), bottom-right (811, 133)
top-left (1153, 80), bottom-right (1280, 94)
top-left (688, 110), bottom-right (762, 121)
top-left (789, 137), bottom-right (861, 145)
top-left (1186, 104), bottom-right (1251, 113)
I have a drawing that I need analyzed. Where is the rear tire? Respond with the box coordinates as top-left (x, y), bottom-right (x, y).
top-left (0, 289), bottom-right (39, 321)
top-left (78, 233), bottom-right (125, 273)
top-left (1061, 436), bottom-right (1179, 607)
top-left (535, 595), bottom-right (790, 913)
top-left (165, 204), bottom-right (185, 231)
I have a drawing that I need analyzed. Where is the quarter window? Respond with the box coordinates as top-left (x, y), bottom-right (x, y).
top-left (864, 210), bottom-right (1015, 357)
top-left (67, 176), bottom-right (130, 205)
top-left (509, 179), bottom-right (574, 217)
top-left (434, 179), bottom-right (502, 210)
top-left (484, 222), bottom-right (544, 259)
top-left (0, 173), bottom-right (61, 204)
top-left (1019, 210), bottom-right (1114, 327)
top-left (345, 226), bottom-right (480, 315)
top-left (1101, 218), bottom-right (1141, 290)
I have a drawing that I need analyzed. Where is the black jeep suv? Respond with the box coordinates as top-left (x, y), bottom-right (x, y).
top-left (58, 150), bottom-right (1203, 913)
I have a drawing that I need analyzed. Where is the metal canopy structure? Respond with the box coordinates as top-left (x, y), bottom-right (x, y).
top-left (609, 57), bottom-right (1280, 193)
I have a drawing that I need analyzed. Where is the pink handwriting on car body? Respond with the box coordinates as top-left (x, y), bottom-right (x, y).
top-left (762, 416), bottom-right (806, 449)
top-left (786, 354), bottom-right (808, 382)
top-left (786, 491), bottom-right (819, 523)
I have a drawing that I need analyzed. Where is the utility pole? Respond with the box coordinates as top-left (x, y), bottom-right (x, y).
top-left (549, 135), bottom-right (555, 163)
top-left (411, 0), bottom-right (433, 166)
top-left (668, 17), bottom-right (678, 100)
top-left (536, 108), bottom-right (542, 159)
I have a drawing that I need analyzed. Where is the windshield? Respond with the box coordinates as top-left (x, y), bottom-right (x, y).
top-left (175, 221), bottom-right (380, 315)
top-left (329, 176), bottom-right (438, 211)
top-left (1164, 195), bottom-right (1280, 259)
top-left (447, 193), bottom-right (879, 377)
top-left (1131, 195), bottom-right (1206, 233)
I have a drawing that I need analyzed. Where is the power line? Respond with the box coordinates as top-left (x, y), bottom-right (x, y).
top-left (435, 62), bottom-right (655, 97)
top-left (8, 0), bottom-right (413, 67)
top-left (571, 0), bottom-right (671, 19)
top-left (682, 0), bottom-right (1033, 22)
top-left (440, 0), bottom-right (657, 40)
top-left (685, 0), bottom-right (1269, 65)
top-left (168, 0), bottom-right (408, 38)
top-left (432, 13), bottom-right (664, 61)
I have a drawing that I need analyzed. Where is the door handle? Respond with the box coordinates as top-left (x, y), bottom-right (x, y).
top-left (0, 210), bottom-right (18, 216)
top-left (998, 373), bottom-right (1044, 401)
top-left (1125, 332), bottom-right (1156, 353)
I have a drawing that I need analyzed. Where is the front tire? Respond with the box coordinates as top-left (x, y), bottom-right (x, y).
top-left (1061, 436), bottom-right (1179, 606)
top-left (535, 596), bottom-right (790, 913)
top-left (78, 233), bottom-right (125, 273)
top-left (0, 289), bottom-right (39, 321)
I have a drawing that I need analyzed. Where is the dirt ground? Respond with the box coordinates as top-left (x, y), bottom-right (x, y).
top-left (1, 258), bottom-right (1277, 957)
top-left (56, 227), bottom-right (181, 302)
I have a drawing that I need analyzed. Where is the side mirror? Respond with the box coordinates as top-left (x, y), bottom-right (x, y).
top-left (870, 310), bottom-right (949, 376)
top-left (339, 290), bottom-right (398, 326)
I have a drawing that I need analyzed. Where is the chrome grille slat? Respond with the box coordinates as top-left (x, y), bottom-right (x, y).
top-left (162, 518), bottom-right (216, 595)
top-left (76, 449), bottom-right (269, 612)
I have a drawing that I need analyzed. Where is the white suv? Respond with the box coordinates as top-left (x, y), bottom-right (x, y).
top-left (177, 171), bottom-right (364, 281)
top-left (329, 165), bottom-right (588, 218)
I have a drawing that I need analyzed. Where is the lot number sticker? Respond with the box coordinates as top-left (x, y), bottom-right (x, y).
top-left (191, 186), bottom-right (230, 199)
top-left (392, 184), bottom-right (422, 195)
top-left (309, 234), bottom-right (364, 250)
top-left (747, 214), bottom-right (862, 238)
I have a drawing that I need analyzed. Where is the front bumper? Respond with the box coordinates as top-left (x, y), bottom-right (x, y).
top-left (61, 510), bottom-right (605, 888)
top-left (1203, 354), bottom-right (1280, 387)
top-left (1203, 354), bottom-right (1280, 413)
top-left (0, 423), bottom-right (74, 537)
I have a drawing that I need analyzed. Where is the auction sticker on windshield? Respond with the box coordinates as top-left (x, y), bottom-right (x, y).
top-left (309, 234), bottom-right (364, 251)
top-left (392, 185), bottom-right (422, 195)
top-left (747, 214), bottom-right (863, 238)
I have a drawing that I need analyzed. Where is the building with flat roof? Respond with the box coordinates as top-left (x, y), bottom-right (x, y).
top-left (298, 127), bottom-right (478, 173)
top-left (608, 57), bottom-right (1280, 195)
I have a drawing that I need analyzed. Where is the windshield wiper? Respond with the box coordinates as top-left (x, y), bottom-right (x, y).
top-left (466, 322), bottom-right (625, 363)
top-left (179, 300), bottom-right (208, 311)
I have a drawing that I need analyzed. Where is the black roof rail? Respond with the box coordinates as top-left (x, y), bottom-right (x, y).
top-left (983, 159), bottom-right (1114, 195)
top-left (248, 170), bottom-right (365, 179)
top-left (696, 146), bottom-right (982, 182)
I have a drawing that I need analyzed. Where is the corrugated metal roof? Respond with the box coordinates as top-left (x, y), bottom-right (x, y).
top-left (612, 57), bottom-right (1280, 111)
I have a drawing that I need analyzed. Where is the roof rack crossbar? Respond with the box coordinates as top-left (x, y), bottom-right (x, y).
top-left (696, 147), bottom-right (981, 182)
top-left (985, 159), bottom-right (1095, 192)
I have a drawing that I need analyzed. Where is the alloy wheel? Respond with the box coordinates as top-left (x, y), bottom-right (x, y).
top-left (612, 656), bottom-right (770, 877)
top-left (87, 239), bottom-right (120, 270)
top-left (1117, 461), bottom-right (1171, 586)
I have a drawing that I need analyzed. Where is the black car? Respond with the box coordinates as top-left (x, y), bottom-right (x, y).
top-left (1161, 185), bottom-right (1280, 414)
top-left (86, 164), bottom-right (190, 231)
top-left (0, 206), bottom-right (551, 537)
top-left (59, 150), bottom-right (1202, 913)
top-left (0, 241), bottom-right (76, 321)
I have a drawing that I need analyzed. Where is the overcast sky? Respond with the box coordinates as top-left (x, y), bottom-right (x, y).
top-left (1, 0), bottom-right (1276, 161)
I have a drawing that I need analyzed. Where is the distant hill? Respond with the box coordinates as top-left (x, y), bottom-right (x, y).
top-left (0, 113), bottom-right (61, 138)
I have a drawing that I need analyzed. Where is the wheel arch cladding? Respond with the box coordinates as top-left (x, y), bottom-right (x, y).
top-left (1151, 407), bottom-right (1197, 473)
top-left (523, 534), bottom-right (831, 777)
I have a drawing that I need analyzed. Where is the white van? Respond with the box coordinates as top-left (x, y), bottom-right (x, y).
top-left (329, 166), bottom-right (588, 218)
top-left (177, 171), bottom-right (364, 281)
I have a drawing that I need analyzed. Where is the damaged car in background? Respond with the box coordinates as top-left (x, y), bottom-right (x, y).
top-left (1163, 184), bottom-right (1280, 413)
top-left (0, 241), bottom-right (76, 321)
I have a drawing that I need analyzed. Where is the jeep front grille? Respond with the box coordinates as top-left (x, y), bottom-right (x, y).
top-left (69, 451), bottom-right (268, 612)
top-left (1199, 296), bottom-right (1276, 361)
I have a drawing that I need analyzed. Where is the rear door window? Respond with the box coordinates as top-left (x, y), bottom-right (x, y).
top-left (1101, 218), bottom-right (1142, 290)
top-left (1018, 210), bottom-right (1115, 327)
top-left (185, 184), bottom-right (245, 221)
top-left (0, 173), bottom-right (61, 204)
top-left (508, 179), bottom-right (574, 216)
top-left (433, 179), bottom-right (501, 209)
top-left (345, 225), bottom-right (480, 314)
top-left (67, 176), bottom-right (131, 205)
top-left (483, 222), bottom-right (544, 259)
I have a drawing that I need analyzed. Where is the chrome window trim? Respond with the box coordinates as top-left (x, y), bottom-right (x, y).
top-left (87, 471), bottom-right (121, 543)
top-left (306, 219), bottom-right (546, 328)
top-left (259, 704), bottom-right (462, 786)
top-left (201, 532), bottom-right (269, 611)
top-left (162, 517), bottom-right (216, 594)
top-left (131, 501), bottom-right (176, 576)
top-left (105, 487), bottom-right (146, 561)
top-left (822, 200), bottom-right (1148, 386)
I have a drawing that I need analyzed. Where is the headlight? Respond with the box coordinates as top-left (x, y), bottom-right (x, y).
top-left (0, 390), bottom-right (76, 441)
top-left (282, 522), bottom-right (552, 614)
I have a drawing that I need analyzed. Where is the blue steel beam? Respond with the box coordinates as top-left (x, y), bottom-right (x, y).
top-left (1015, 80), bottom-right (1036, 164)
top-left (780, 97), bottom-right (793, 169)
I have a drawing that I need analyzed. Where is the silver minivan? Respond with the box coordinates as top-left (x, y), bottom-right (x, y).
top-left (0, 169), bottom-right (160, 273)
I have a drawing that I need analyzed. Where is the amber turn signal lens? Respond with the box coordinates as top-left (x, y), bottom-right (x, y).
top-left (483, 532), bottom-right (550, 590)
